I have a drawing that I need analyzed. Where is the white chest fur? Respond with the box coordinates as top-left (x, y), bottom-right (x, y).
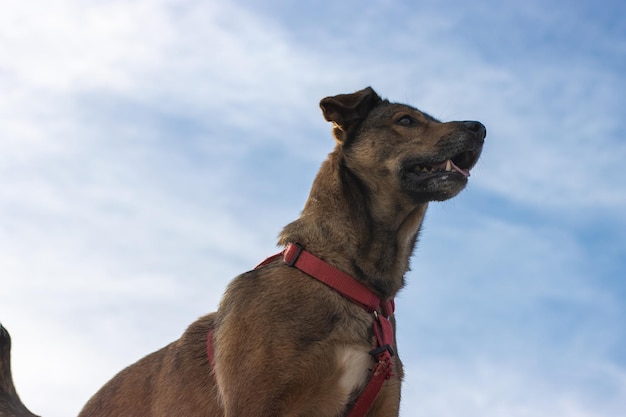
top-left (336, 345), bottom-right (372, 399)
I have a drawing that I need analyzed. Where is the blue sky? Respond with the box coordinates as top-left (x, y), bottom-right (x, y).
top-left (1, 0), bottom-right (625, 416)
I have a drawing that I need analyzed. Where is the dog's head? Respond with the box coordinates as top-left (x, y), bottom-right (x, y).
top-left (320, 87), bottom-right (485, 203)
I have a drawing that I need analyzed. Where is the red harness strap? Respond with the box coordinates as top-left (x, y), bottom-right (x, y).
top-left (207, 243), bottom-right (396, 417)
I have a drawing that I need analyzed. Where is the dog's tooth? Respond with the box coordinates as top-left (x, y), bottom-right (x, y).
top-left (445, 160), bottom-right (452, 172)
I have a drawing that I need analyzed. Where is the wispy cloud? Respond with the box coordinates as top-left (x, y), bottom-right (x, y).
top-left (1, 0), bottom-right (624, 416)
top-left (401, 357), bottom-right (626, 417)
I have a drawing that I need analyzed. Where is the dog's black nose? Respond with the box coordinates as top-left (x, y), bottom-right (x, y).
top-left (462, 121), bottom-right (486, 141)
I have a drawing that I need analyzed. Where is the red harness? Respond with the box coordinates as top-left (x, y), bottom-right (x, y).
top-left (207, 243), bottom-right (396, 417)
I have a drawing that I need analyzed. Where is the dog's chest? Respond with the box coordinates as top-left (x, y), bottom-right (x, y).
top-left (336, 346), bottom-right (372, 397)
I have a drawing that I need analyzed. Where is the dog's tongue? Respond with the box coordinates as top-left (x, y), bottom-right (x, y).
top-left (433, 160), bottom-right (471, 177)
top-left (451, 160), bottom-right (471, 177)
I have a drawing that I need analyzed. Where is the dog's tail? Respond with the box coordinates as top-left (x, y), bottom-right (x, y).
top-left (0, 324), bottom-right (40, 417)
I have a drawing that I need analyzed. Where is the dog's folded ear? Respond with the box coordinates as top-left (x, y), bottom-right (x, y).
top-left (320, 87), bottom-right (382, 144)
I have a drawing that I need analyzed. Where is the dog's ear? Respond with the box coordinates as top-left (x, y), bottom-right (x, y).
top-left (320, 87), bottom-right (382, 144)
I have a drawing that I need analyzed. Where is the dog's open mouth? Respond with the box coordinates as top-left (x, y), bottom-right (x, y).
top-left (408, 149), bottom-right (480, 179)
top-left (412, 158), bottom-right (470, 177)
top-left (400, 145), bottom-right (482, 201)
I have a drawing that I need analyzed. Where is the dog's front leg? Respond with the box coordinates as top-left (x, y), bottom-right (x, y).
top-left (213, 346), bottom-right (357, 416)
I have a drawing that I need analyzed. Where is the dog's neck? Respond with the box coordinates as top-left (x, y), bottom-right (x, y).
top-left (279, 151), bottom-right (428, 299)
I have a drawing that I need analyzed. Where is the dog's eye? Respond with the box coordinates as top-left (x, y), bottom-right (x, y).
top-left (397, 115), bottom-right (417, 126)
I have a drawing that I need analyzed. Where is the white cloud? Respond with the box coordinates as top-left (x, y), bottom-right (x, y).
top-left (1, 0), bottom-right (170, 92)
top-left (1, 1), bottom-right (624, 416)
top-left (0, 0), bottom-right (330, 142)
top-left (469, 65), bottom-right (626, 212)
top-left (401, 357), bottom-right (626, 417)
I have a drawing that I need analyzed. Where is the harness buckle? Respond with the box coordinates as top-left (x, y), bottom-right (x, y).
top-left (283, 243), bottom-right (303, 267)
top-left (369, 344), bottom-right (395, 358)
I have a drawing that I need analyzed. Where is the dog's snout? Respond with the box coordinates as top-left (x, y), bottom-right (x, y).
top-left (462, 121), bottom-right (486, 141)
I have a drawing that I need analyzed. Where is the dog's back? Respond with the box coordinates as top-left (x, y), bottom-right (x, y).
top-left (78, 314), bottom-right (222, 417)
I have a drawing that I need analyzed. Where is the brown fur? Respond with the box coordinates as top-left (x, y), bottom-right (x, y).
top-left (0, 87), bottom-right (485, 417)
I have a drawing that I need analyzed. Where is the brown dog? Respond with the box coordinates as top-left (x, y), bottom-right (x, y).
top-left (0, 87), bottom-right (485, 417)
